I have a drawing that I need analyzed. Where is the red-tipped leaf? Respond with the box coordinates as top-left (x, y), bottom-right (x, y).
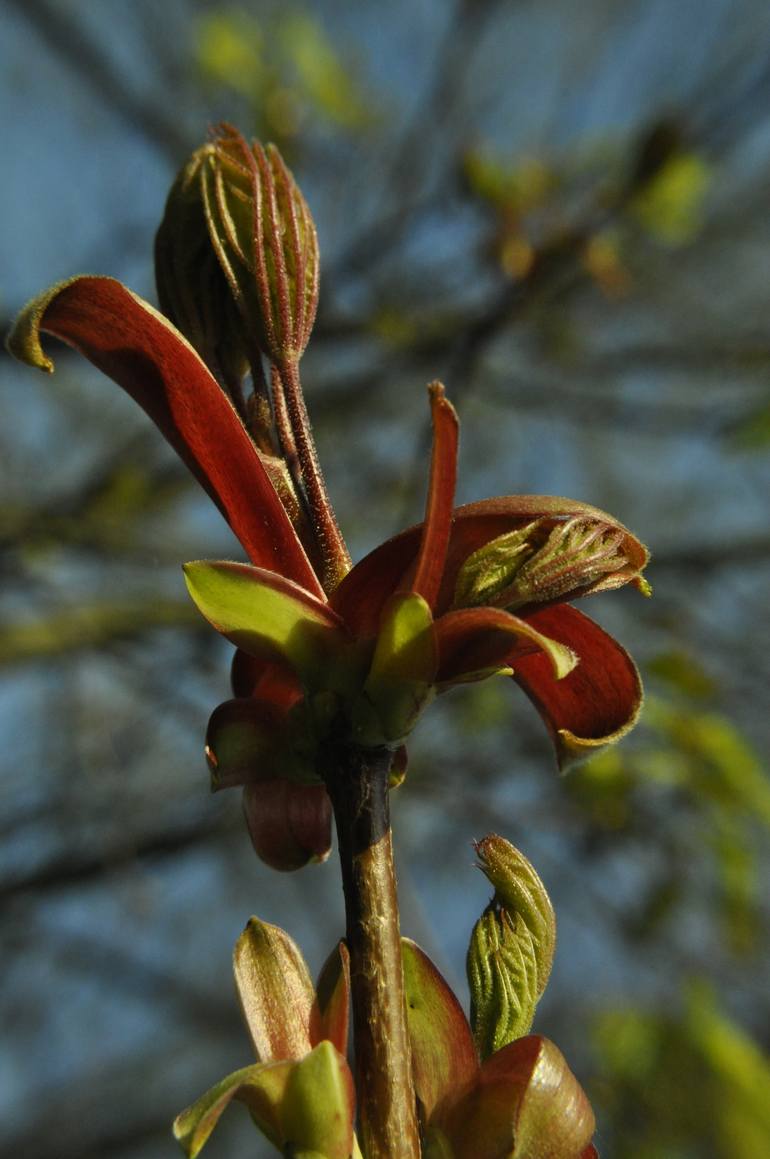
top-left (512, 604), bottom-right (643, 771)
top-left (243, 781), bottom-right (333, 871)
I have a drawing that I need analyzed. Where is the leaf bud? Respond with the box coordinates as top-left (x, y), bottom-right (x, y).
top-left (468, 836), bottom-right (556, 1058)
top-left (455, 514), bottom-right (647, 611)
top-left (233, 917), bottom-right (316, 1063)
top-left (199, 124), bottom-right (320, 366)
top-left (154, 146), bottom-right (250, 390)
top-left (467, 907), bottom-right (540, 1058)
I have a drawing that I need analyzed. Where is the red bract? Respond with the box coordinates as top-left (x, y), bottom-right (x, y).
top-left (7, 274), bottom-right (649, 869)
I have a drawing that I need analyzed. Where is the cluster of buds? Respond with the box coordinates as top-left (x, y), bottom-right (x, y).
top-left (6, 124), bottom-right (651, 1159)
top-left (7, 130), bottom-right (649, 878)
top-left (176, 837), bottom-right (596, 1159)
top-left (155, 124), bottom-right (319, 378)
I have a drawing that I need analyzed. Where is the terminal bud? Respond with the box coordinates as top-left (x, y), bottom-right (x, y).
top-left (155, 147), bottom-right (250, 391)
top-left (199, 124), bottom-right (320, 366)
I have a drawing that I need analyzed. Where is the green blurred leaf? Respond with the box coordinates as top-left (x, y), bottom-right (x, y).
top-left (195, 10), bottom-right (265, 100)
top-left (595, 987), bottom-right (770, 1158)
top-left (686, 982), bottom-right (770, 1157)
top-left (462, 150), bottom-right (554, 213)
top-left (0, 600), bottom-right (198, 664)
top-left (194, 7), bottom-right (373, 138)
top-left (631, 152), bottom-right (711, 245)
top-left (709, 816), bottom-right (758, 954)
top-left (731, 401), bottom-right (770, 449)
top-left (647, 649), bottom-right (716, 699)
top-left (648, 700), bottom-right (770, 828)
top-left (279, 13), bottom-right (371, 130)
top-left (565, 748), bottom-right (634, 830)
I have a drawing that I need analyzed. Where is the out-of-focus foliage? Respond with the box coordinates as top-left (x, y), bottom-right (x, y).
top-left (595, 984), bottom-right (770, 1158)
top-left (195, 7), bottom-right (374, 143)
top-left (462, 126), bottom-right (712, 296)
top-left (629, 152), bottom-right (712, 246)
top-left (2, 1), bottom-right (770, 1156)
top-left (570, 657), bottom-right (770, 958)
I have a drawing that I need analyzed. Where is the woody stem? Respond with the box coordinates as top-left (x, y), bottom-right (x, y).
top-left (323, 745), bottom-right (420, 1159)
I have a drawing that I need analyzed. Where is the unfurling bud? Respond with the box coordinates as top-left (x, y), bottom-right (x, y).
top-left (468, 835), bottom-right (556, 1059)
top-left (467, 908), bottom-right (539, 1058)
top-left (154, 148), bottom-right (250, 390)
top-left (503, 517), bottom-right (631, 609)
top-left (199, 124), bottom-right (320, 366)
top-left (454, 514), bottom-right (647, 611)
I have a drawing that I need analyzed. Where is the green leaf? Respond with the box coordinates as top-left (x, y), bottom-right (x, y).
top-left (355, 591), bottom-right (437, 744)
top-left (183, 560), bottom-right (350, 689)
top-left (173, 1044), bottom-right (355, 1159)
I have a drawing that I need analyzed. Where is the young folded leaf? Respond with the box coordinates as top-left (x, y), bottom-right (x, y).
top-left (468, 836), bottom-right (557, 1057)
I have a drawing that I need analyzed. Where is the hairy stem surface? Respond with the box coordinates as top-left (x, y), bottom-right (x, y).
top-left (277, 358), bottom-right (351, 591)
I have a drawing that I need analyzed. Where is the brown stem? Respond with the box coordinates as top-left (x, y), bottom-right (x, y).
top-left (277, 358), bottom-right (351, 592)
top-left (323, 745), bottom-right (420, 1159)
